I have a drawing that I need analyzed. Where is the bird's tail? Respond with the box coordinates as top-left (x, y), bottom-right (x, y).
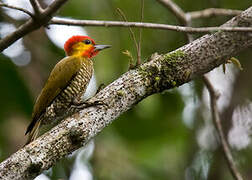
top-left (25, 120), bottom-right (41, 145)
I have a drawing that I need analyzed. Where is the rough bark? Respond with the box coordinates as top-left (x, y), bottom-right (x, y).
top-left (0, 6), bottom-right (252, 180)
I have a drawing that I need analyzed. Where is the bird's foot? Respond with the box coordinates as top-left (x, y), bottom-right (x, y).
top-left (71, 99), bottom-right (107, 109)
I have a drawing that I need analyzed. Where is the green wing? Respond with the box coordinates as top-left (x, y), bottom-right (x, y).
top-left (32, 56), bottom-right (82, 120)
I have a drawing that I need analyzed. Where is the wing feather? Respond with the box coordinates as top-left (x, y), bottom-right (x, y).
top-left (26, 56), bottom-right (81, 134)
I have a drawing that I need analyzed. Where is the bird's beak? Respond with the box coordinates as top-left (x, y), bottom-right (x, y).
top-left (94, 45), bottom-right (111, 51)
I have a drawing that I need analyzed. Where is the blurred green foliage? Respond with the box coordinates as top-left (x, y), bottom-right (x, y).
top-left (0, 0), bottom-right (252, 179)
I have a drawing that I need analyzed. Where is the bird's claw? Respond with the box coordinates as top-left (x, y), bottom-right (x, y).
top-left (71, 99), bottom-right (108, 109)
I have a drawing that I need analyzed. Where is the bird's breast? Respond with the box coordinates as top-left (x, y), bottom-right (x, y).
top-left (40, 60), bottom-right (94, 125)
top-left (61, 61), bottom-right (94, 102)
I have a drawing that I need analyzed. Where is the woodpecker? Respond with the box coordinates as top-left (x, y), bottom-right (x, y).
top-left (25, 35), bottom-right (111, 144)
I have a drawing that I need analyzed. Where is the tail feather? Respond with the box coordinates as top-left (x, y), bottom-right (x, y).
top-left (25, 120), bottom-right (41, 145)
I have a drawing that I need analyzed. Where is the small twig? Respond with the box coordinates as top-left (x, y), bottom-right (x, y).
top-left (187, 8), bottom-right (242, 20)
top-left (116, 8), bottom-right (139, 66)
top-left (185, 21), bottom-right (194, 42)
top-left (50, 18), bottom-right (252, 33)
top-left (0, 2), bottom-right (34, 17)
top-left (203, 76), bottom-right (243, 180)
top-left (122, 50), bottom-right (135, 69)
top-left (137, 0), bottom-right (144, 66)
top-left (29, 0), bottom-right (43, 15)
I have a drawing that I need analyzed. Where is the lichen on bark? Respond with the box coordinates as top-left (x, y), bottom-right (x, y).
top-left (137, 49), bottom-right (187, 93)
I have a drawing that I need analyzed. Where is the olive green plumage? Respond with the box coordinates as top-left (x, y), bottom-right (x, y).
top-left (26, 56), bottom-right (93, 144)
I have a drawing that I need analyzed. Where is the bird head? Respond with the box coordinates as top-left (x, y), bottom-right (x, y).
top-left (64, 36), bottom-right (111, 58)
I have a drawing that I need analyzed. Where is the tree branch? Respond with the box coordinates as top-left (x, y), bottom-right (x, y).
top-left (158, 1), bottom-right (244, 179)
top-left (0, 3), bottom-right (34, 17)
top-left (0, 6), bottom-right (252, 180)
top-left (156, 0), bottom-right (187, 24)
top-left (0, 0), bottom-right (68, 52)
top-left (41, 0), bottom-right (67, 18)
top-left (203, 77), bottom-right (243, 180)
top-left (50, 17), bottom-right (252, 33)
top-left (0, 2), bottom-right (251, 53)
top-left (155, 0), bottom-right (193, 41)
top-left (187, 8), bottom-right (242, 20)
top-left (29, 0), bottom-right (43, 15)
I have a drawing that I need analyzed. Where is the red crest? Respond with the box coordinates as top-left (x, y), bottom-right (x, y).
top-left (64, 36), bottom-right (95, 55)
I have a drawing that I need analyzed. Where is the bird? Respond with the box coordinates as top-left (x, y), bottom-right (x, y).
top-left (25, 35), bottom-right (111, 144)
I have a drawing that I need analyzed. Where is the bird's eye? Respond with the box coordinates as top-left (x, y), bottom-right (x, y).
top-left (84, 39), bottom-right (91, 45)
